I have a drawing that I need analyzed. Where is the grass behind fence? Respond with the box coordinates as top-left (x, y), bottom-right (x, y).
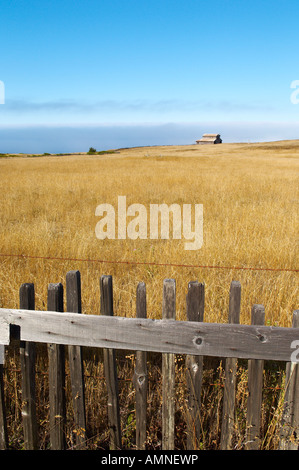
top-left (0, 140), bottom-right (298, 449)
top-left (0, 141), bottom-right (298, 326)
top-left (2, 345), bottom-right (286, 450)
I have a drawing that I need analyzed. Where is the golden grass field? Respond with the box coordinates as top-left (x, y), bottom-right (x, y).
top-left (0, 139), bottom-right (298, 449)
top-left (0, 140), bottom-right (298, 326)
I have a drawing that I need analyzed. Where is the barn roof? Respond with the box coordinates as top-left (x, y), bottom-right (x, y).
top-left (196, 133), bottom-right (222, 144)
top-left (202, 134), bottom-right (220, 137)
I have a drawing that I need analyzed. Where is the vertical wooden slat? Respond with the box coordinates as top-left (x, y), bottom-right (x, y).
top-left (162, 278), bottom-right (176, 450)
top-left (279, 310), bottom-right (299, 450)
top-left (47, 283), bottom-right (66, 450)
top-left (100, 275), bottom-right (121, 450)
top-left (19, 283), bottom-right (38, 450)
top-left (66, 270), bottom-right (86, 450)
top-left (220, 280), bottom-right (241, 450)
top-left (245, 304), bottom-right (265, 450)
top-left (185, 280), bottom-right (205, 450)
top-left (133, 282), bottom-right (148, 450)
top-left (0, 359), bottom-right (8, 450)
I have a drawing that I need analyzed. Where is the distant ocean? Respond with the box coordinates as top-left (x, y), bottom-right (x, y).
top-left (0, 122), bottom-right (298, 154)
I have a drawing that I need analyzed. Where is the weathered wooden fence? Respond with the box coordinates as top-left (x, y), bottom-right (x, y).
top-left (0, 271), bottom-right (298, 450)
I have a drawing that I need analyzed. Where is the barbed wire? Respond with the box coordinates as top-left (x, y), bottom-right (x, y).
top-left (0, 253), bottom-right (297, 273)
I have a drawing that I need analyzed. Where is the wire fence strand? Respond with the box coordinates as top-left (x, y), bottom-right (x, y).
top-left (0, 253), bottom-right (298, 273)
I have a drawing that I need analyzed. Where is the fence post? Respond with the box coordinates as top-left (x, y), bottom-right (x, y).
top-left (100, 275), bottom-right (121, 450)
top-left (47, 283), bottom-right (66, 450)
top-left (245, 304), bottom-right (265, 450)
top-left (19, 283), bottom-right (38, 450)
top-left (220, 280), bottom-right (241, 450)
top-left (279, 310), bottom-right (299, 450)
top-left (66, 270), bottom-right (87, 449)
top-left (162, 278), bottom-right (176, 450)
top-left (0, 359), bottom-right (8, 449)
top-left (133, 282), bottom-right (147, 450)
top-left (185, 280), bottom-right (205, 450)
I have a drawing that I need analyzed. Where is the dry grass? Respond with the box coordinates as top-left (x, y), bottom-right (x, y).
top-left (0, 140), bottom-right (298, 449)
top-left (0, 140), bottom-right (298, 324)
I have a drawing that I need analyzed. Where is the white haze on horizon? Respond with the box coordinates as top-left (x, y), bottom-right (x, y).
top-left (0, 121), bottom-right (298, 154)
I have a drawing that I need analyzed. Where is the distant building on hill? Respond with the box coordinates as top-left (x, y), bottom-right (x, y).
top-left (196, 133), bottom-right (222, 144)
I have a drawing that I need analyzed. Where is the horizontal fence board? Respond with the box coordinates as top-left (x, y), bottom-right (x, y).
top-left (1, 308), bottom-right (298, 361)
top-left (0, 318), bottom-right (9, 347)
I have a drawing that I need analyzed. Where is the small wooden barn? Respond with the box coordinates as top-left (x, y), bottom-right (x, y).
top-left (196, 133), bottom-right (222, 144)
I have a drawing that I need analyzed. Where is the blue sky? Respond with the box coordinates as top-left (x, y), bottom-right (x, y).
top-left (0, 0), bottom-right (299, 152)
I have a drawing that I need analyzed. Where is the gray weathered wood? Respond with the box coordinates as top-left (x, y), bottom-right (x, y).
top-left (0, 317), bottom-right (9, 345)
top-left (100, 275), bottom-right (121, 450)
top-left (162, 279), bottom-right (176, 450)
top-left (132, 282), bottom-right (147, 450)
top-left (185, 281), bottom-right (204, 450)
top-left (279, 310), bottom-right (299, 450)
top-left (220, 280), bottom-right (241, 450)
top-left (0, 362), bottom-right (8, 449)
top-left (47, 283), bottom-right (66, 450)
top-left (245, 304), bottom-right (265, 450)
top-left (0, 329), bottom-right (7, 449)
top-left (0, 308), bottom-right (298, 361)
top-left (19, 283), bottom-right (38, 450)
top-left (66, 270), bottom-right (86, 450)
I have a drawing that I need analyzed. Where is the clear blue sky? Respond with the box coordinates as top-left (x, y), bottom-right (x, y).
top-left (0, 0), bottom-right (299, 151)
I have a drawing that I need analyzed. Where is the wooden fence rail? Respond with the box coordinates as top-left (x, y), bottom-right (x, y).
top-left (0, 271), bottom-right (298, 450)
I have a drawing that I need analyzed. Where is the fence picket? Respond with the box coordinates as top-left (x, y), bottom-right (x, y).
top-left (185, 280), bottom-right (205, 450)
top-left (47, 282), bottom-right (66, 450)
top-left (246, 304), bottom-right (265, 450)
top-left (220, 280), bottom-right (241, 450)
top-left (0, 361), bottom-right (8, 449)
top-left (66, 270), bottom-right (87, 449)
top-left (162, 278), bottom-right (176, 450)
top-left (279, 310), bottom-right (299, 450)
top-left (100, 275), bottom-right (122, 450)
top-left (133, 282), bottom-right (148, 450)
top-left (19, 283), bottom-right (38, 450)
